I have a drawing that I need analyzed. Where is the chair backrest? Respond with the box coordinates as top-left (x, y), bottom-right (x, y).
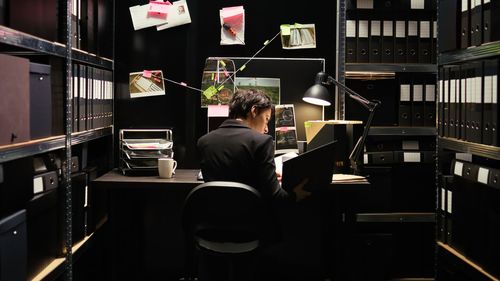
top-left (182, 181), bottom-right (264, 253)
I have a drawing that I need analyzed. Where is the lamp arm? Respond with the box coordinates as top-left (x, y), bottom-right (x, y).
top-left (348, 102), bottom-right (378, 175)
top-left (324, 75), bottom-right (378, 110)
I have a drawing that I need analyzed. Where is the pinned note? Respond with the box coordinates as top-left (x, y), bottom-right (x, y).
top-left (280, 24), bottom-right (291, 36)
top-left (203, 86), bottom-right (218, 99)
top-left (142, 70), bottom-right (152, 78)
top-left (207, 104), bottom-right (229, 117)
top-left (148, 1), bottom-right (170, 18)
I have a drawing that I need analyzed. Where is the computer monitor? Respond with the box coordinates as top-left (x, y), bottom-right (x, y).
top-left (281, 140), bottom-right (336, 192)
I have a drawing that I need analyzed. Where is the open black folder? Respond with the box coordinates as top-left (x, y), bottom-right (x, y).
top-left (281, 141), bottom-right (336, 192)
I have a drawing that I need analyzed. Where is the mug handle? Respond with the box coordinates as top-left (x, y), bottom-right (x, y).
top-left (172, 160), bottom-right (177, 172)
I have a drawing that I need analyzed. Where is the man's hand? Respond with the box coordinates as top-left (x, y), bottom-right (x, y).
top-left (292, 178), bottom-right (311, 202)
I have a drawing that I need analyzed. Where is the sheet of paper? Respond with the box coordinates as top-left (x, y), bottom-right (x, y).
top-left (220, 6), bottom-right (245, 45)
top-left (156, 0), bottom-right (192, 31)
top-left (207, 104), bottom-right (229, 117)
top-left (130, 4), bottom-right (168, 31)
top-left (274, 152), bottom-right (298, 175)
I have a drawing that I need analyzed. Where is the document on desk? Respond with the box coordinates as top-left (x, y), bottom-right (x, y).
top-left (332, 174), bottom-right (367, 183)
top-left (274, 152), bottom-right (298, 175)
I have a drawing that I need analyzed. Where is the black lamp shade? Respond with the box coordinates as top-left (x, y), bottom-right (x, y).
top-left (302, 84), bottom-right (331, 106)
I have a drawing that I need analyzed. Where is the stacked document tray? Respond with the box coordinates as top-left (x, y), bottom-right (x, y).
top-left (119, 129), bottom-right (173, 175)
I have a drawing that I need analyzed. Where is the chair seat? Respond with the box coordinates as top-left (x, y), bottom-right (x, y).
top-left (196, 237), bottom-right (260, 254)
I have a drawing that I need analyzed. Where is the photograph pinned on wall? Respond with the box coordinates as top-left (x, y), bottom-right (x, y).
top-left (274, 104), bottom-right (299, 154)
top-left (156, 0), bottom-right (192, 31)
top-left (201, 58), bottom-right (236, 107)
top-left (129, 70), bottom-right (165, 98)
top-left (280, 23), bottom-right (317, 49)
top-left (235, 77), bottom-right (280, 105)
top-left (220, 6), bottom-right (245, 45)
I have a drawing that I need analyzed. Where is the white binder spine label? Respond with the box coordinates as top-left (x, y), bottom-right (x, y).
top-left (396, 21), bottom-right (406, 38)
top-left (358, 20), bottom-right (369, 38)
top-left (402, 140), bottom-right (419, 150)
top-left (478, 168), bottom-right (490, 185)
top-left (383, 21), bottom-right (393, 37)
top-left (461, 79), bottom-right (466, 103)
top-left (84, 185), bottom-right (89, 208)
top-left (408, 21), bottom-right (418, 36)
top-left (400, 84), bottom-right (411, 101)
top-left (462, 0), bottom-right (468, 12)
top-left (425, 85), bottom-right (436, 102)
top-left (413, 85), bottom-right (423, 102)
top-left (33, 177), bottom-right (44, 194)
top-left (454, 161), bottom-right (464, 176)
top-left (420, 21), bottom-right (430, 38)
top-left (346, 20), bottom-right (356, 38)
top-left (447, 190), bottom-right (453, 214)
top-left (411, 0), bottom-right (425, 9)
top-left (357, 0), bottom-right (374, 9)
top-left (371, 20), bottom-right (381, 36)
top-left (404, 152), bottom-right (421, 162)
top-left (441, 188), bottom-right (446, 211)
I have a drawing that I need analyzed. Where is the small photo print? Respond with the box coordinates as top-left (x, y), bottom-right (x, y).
top-left (129, 71), bottom-right (165, 98)
top-left (275, 105), bottom-right (295, 127)
top-left (275, 128), bottom-right (298, 151)
top-left (235, 77), bottom-right (280, 105)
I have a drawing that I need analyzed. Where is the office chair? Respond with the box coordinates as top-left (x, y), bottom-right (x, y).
top-left (181, 181), bottom-right (265, 281)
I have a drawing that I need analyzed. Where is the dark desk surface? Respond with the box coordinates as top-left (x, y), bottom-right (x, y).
top-left (94, 169), bottom-right (370, 191)
top-left (94, 169), bottom-right (203, 185)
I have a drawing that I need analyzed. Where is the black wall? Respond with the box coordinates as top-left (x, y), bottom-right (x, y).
top-left (115, 0), bottom-right (337, 168)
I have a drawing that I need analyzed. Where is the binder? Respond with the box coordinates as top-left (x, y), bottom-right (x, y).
top-left (406, 21), bottom-right (419, 63)
top-left (346, 20), bottom-right (357, 63)
top-left (438, 0), bottom-right (459, 52)
top-left (483, 0), bottom-right (491, 43)
top-left (482, 59), bottom-right (496, 145)
top-left (449, 67), bottom-right (459, 138)
top-left (470, 0), bottom-right (482, 46)
top-left (460, 66), bottom-right (468, 140)
top-left (438, 69), bottom-right (444, 136)
top-left (424, 78), bottom-right (436, 127)
top-left (443, 68), bottom-right (450, 137)
top-left (472, 62), bottom-right (483, 143)
top-left (0, 210), bottom-right (27, 281)
top-left (70, 172), bottom-right (87, 245)
top-left (493, 59), bottom-right (499, 146)
top-left (465, 66), bottom-right (475, 142)
top-left (431, 20), bottom-right (437, 63)
top-left (399, 77), bottom-right (412, 126)
top-left (357, 20), bottom-right (370, 63)
top-left (375, 0), bottom-right (396, 11)
top-left (369, 20), bottom-right (381, 63)
top-left (382, 21), bottom-right (394, 63)
top-left (394, 21), bottom-right (406, 63)
top-left (412, 80), bottom-right (425, 126)
top-left (419, 21), bottom-right (431, 63)
top-left (437, 177), bottom-right (448, 242)
top-left (81, 0), bottom-right (96, 53)
top-left (29, 63), bottom-right (52, 139)
top-left (78, 64), bottom-right (87, 131)
top-left (461, 0), bottom-right (470, 48)
top-left (72, 64), bottom-right (80, 132)
top-left (0, 54), bottom-right (30, 146)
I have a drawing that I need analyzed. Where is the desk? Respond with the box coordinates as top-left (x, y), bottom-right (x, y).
top-left (93, 169), bottom-right (369, 281)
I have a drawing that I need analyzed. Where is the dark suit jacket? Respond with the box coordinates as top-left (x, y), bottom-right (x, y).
top-left (197, 119), bottom-right (291, 202)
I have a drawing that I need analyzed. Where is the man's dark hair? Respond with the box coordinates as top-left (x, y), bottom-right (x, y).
top-left (229, 89), bottom-right (273, 119)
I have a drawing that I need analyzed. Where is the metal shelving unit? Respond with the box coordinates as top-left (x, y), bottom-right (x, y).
top-left (438, 137), bottom-right (500, 161)
top-left (0, 25), bottom-right (113, 70)
top-left (439, 41), bottom-right (500, 65)
top-left (356, 212), bottom-right (436, 223)
top-left (346, 63), bottom-right (438, 73)
top-left (0, 127), bottom-right (112, 164)
top-left (369, 126), bottom-right (437, 136)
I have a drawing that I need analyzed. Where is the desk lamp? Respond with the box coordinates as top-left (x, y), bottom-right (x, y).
top-left (303, 72), bottom-right (381, 174)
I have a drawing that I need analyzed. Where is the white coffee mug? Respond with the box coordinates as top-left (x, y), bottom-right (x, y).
top-left (158, 158), bottom-right (177, 179)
